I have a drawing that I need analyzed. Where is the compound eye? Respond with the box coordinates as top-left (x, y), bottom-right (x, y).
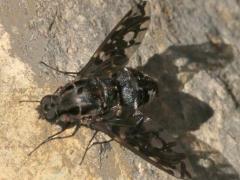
top-left (40, 95), bottom-right (59, 122)
top-left (43, 102), bottom-right (56, 112)
top-left (43, 104), bottom-right (50, 111)
top-left (46, 110), bottom-right (58, 121)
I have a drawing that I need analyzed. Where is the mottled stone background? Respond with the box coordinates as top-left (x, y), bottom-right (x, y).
top-left (0, 0), bottom-right (240, 179)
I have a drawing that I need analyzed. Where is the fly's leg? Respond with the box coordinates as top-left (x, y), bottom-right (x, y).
top-left (79, 131), bottom-right (98, 165)
top-left (28, 122), bottom-right (80, 156)
top-left (40, 61), bottom-right (78, 77)
top-left (88, 139), bottom-right (113, 149)
top-left (79, 131), bottom-right (113, 167)
top-left (95, 139), bottom-right (113, 168)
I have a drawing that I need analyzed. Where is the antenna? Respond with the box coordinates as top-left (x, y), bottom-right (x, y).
top-left (19, 100), bottom-right (40, 103)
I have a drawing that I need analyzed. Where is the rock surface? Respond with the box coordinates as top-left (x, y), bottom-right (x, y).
top-left (0, 0), bottom-right (239, 179)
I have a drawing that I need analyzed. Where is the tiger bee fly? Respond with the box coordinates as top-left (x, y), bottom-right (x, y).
top-left (33, 0), bottom-right (193, 179)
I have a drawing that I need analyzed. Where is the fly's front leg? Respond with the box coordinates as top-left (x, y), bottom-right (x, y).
top-left (28, 122), bottom-right (80, 156)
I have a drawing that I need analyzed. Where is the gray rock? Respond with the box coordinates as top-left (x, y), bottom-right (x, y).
top-left (0, 0), bottom-right (239, 179)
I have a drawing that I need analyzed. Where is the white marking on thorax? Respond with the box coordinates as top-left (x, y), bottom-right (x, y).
top-left (134, 99), bottom-right (138, 109)
top-left (147, 89), bottom-right (157, 102)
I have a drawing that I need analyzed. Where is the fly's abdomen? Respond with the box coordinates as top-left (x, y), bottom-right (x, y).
top-left (131, 69), bottom-right (158, 106)
top-left (115, 68), bottom-right (158, 109)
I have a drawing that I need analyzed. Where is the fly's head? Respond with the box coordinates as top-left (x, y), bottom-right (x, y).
top-left (37, 80), bottom-right (100, 126)
top-left (38, 95), bottom-right (60, 124)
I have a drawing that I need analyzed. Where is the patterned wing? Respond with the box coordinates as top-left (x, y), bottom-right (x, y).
top-left (92, 113), bottom-right (194, 179)
top-left (78, 0), bottom-right (150, 78)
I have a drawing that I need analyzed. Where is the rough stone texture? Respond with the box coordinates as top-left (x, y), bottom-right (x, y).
top-left (0, 0), bottom-right (240, 179)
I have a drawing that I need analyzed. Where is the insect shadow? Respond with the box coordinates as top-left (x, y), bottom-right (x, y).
top-left (138, 40), bottom-right (234, 135)
top-left (138, 40), bottom-right (236, 179)
top-left (181, 134), bottom-right (240, 180)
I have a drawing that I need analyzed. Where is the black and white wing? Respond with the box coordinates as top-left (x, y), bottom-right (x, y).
top-left (78, 0), bottom-right (150, 78)
top-left (92, 113), bottom-right (194, 179)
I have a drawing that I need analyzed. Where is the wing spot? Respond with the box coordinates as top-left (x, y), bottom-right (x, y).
top-left (116, 25), bottom-right (124, 31)
top-left (134, 146), bottom-right (140, 151)
top-left (124, 31), bottom-right (135, 42)
top-left (99, 52), bottom-right (105, 59)
top-left (107, 39), bottom-right (112, 44)
top-left (149, 156), bottom-right (158, 162)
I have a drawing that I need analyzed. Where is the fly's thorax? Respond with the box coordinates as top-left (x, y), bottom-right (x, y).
top-left (58, 80), bottom-right (104, 117)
